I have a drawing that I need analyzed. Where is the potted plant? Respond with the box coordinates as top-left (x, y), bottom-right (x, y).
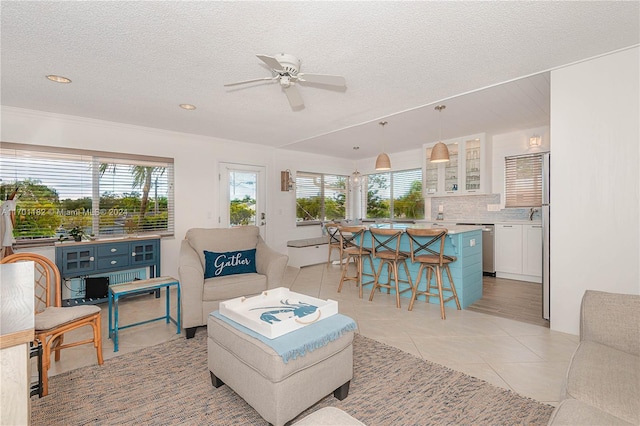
top-left (69, 225), bottom-right (84, 242)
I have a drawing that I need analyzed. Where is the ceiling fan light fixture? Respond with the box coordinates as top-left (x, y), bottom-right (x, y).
top-left (375, 153), bottom-right (391, 170)
top-left (430, 142), bottom-right (450, 163)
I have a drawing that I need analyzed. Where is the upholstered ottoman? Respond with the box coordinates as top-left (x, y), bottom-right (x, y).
top-left (293, 407), bottom-right (365, 425)
top-left (208, 312), bottom-right (356, 426)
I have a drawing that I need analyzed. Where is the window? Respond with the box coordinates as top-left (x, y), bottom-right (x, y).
top-left (295, 171), bottom-right (347, 223)
top-left (0, 143), bottom-right (174, 243)
top-left (504, 153), bottom-right (543, 208)
top-left (364, 169), bottom-right (424, 219)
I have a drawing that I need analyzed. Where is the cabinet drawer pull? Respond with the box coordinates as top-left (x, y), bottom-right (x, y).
top-left (503, 225), bottom-right (513, 228)
top-left (110, 248), bottom-right (117, 253)
top-left (131, 252), bottom-right (136, 257)
top-left (110, 260), bottom-right (117, 265)
top-left (89, 257), bottom-right (95, 261)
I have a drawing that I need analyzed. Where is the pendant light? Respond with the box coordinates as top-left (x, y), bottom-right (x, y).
top-left (375, 121), bottom-right (391, 170)
top-left (430, 105), bottom-right (450, 163)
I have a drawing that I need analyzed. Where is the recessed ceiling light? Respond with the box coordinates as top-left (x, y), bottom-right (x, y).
top-left (179, 104), bottom-right (196, 110)
top-left (46, 75), bottom-right (72, 83)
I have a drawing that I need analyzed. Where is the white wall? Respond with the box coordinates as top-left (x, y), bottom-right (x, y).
top-left (550, 47), bottom-right (640, 334)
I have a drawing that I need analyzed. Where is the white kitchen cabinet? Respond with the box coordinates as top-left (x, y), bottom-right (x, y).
top-left (495, 223), bottom-right (542, 282)
top-left (495, 224), bottom-right (523, 274)
top-left (423, 133), bottom-right (488, 196)
top-left (523, 224), bottom-right (543, 277)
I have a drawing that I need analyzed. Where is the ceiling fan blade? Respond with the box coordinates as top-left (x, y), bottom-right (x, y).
top-left (224, 76), bottom-right (277, 87)
top-left (283, 84), bottom-right (304, 109)
top-left (297, 73), bottom-right (346, 86)
top-left (256, 54), bottom-right (284, 71)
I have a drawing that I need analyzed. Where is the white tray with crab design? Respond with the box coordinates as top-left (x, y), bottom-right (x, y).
top-left (218, 287), bottom-right (338, 339)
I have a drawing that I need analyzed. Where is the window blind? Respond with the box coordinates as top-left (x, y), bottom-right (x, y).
top-left (364, 168), bottom-right (423, 219)
top-left (0, 143), bottom-right (174, 242)
top-left (392, 169), bottom-right (424, 219)
top-left (504, 153), bottom-right (543, 208)
top-left (295, 171), bottom-right (347, 222)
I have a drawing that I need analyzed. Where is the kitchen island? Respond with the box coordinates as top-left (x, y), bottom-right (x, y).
top-left (361, 223), bottom-right (483, 309)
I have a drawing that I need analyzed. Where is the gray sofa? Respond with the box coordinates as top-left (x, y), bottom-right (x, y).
top-left (548, 290), bottom-right (639, 425)
top-left (178, 226), bottom-right (289, 338)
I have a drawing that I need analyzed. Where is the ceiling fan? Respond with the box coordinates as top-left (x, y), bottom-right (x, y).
top-left (224, 53), bottom-right (346, 109)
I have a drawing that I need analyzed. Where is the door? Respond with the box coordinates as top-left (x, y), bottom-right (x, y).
top-left (219, 163), bottom-right (267, 239)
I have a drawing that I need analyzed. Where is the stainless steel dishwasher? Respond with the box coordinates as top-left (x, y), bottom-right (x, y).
top-left (457, 223), bottom-right (495, 276)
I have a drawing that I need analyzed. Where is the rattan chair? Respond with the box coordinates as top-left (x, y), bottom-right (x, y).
top-left (368, 227), bottom-right (414, 308)
top-left (337, 225), bottom-right (375, 298)
top-left (406, 228), bottom-right (461, 319)
top-left (1, 253), bottom-right (103, 396)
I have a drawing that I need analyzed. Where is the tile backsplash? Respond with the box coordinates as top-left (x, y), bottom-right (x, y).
top-left (429, 194), bottom-right (540, 222)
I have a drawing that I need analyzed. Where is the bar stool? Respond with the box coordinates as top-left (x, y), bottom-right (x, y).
top-left (368, 227), bottom-right (413, 308)
top-left (406, 227), bottom-right (461, 319)
top-left (337, 225), bottom-right (375, 298)
top-left (323, 222), bottom-right (344, 267)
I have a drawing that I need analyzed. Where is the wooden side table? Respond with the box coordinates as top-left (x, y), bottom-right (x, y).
top-left (108, 276), bottom-right (181, 352)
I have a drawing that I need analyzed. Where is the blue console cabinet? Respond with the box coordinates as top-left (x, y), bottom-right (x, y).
top-left (55, 235), bottom-right (161, 305)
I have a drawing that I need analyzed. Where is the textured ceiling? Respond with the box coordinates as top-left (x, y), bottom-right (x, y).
top-left (1, 1), bottom-right (638, 160)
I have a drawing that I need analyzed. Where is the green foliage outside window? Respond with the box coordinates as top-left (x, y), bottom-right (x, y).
top-left (295, 173), bottom-right (346, 222)
top-left (366, 174), bottom-right (390, 218)
top-left (393, 180), bottom-right (424, 219)
top-left (230, 196), bottom-right (255, 226)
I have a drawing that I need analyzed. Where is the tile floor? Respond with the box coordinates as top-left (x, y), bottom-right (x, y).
top-left (47, 263), bottom-right (579, 406)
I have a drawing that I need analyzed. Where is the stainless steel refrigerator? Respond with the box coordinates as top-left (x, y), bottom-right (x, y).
top-left (542, 152), bottom-right (551, 320)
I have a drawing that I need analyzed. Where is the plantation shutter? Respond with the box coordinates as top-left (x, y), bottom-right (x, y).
top-left (504, 154), bottom-right (543, 208)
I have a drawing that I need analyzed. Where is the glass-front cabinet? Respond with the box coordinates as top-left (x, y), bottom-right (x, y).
top-left (443, 142), bottom-right (459, 192)
top-left (423, 146), bottom-right (439, 195)
top-left (464, 138), bottom-right (482, 192)
top-left (422, 133), bottom-right (487, 196)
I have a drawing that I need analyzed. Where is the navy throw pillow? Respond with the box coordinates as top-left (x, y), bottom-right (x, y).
top-left (204, 248), bottom-right (257, 279)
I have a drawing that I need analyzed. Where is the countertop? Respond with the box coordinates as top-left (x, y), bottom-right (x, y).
top-left (370, 223), bottom-right (483, 235)
top-left (423, 220), bottom-right (542, 225)
top-left (55, 234), bottom-right (161, 246)
top-left (0, 263), bottom-right (35, 349)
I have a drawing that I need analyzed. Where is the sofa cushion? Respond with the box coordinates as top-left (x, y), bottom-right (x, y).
top-left (204, 248), bottom-right (257, 278)
top-left (186, 226), bottom-right (259, 266)
top-left (202, 273), bottom-right (266, 302)
top-left (566, 340), bottom-right (639, 425)
top-left (548, 399), bottom-right (634, 426)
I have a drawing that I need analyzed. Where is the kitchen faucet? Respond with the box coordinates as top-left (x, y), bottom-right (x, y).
top-left (529, 207), bottom-right (538, 221)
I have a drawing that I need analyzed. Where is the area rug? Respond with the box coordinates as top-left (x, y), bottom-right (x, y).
top-left (32, 331), bottom-right (554, 425)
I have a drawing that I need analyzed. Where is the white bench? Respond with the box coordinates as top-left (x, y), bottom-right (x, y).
top-left (287, 237), bottom-right (332, 268)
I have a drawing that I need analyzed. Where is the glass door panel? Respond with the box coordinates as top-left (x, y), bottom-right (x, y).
top-left (424, 147), bottom-right (439, 194)
top-left (444, 142), bottom-right (459, 192)
top-left (219, 163), bottom-right (267, 240)
top-left (465, 138), bottom-right (481, 191)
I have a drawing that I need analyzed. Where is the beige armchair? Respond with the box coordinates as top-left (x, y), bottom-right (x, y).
top-left (179, 226), bottom-right (289, 338)
top-left (548, 290), bottom-right (639, 425)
